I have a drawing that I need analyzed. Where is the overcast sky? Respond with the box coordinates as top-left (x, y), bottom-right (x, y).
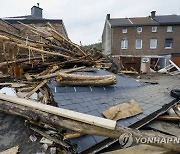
top-left (1, 0), bottom-right (180, 45)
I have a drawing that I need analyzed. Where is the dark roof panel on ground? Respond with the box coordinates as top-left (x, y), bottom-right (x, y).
top-left (47, 70), bottom-right (180, 153)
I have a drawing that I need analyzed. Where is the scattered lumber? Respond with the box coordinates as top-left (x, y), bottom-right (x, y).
top-left (0, 18), bottom-right (118, 153)
top-left (0, 94), bottom-right (116, 130)
top-left (157, 114), bottom-right (180, 121)
top-left (0, 99), bottom-right (180, 152)
top-left (103, 100), bottom-right (143, 121)
top-left (30, 127), bottom-right (69, 148)
top-left (119, 70), bottom-right (138, 75)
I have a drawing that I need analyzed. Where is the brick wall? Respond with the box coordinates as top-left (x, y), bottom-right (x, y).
top-left (112, 25), bottom-right (180, 56)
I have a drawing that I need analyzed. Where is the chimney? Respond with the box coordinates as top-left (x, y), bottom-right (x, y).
top-left (31, 3), bottom-right (43, 18)
top-left (106, 14), bottom-right (110, 20)
top-left (151, 11), bottom-right (156, 19)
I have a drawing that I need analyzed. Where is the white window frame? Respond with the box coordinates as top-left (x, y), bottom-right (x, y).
top-left (136, 39), bottom-right (142, 49)
top-left (121, 39), bottom-right (128, 49)
top-left (150, 39), bottom-right (157, 49)
top-left (165, 38), bottom-right (173, 49)
top-left (167, 26), bottom-right (173, 32)
top-left (152, 26), bottom-right (157, 32)
top-left (122, 28), bottom-right (127, 33)
top-left (137, 27), bottom-right (142, 33)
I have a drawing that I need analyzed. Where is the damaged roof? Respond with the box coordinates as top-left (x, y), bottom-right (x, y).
top-left (109, 14), bottom-right (180, 27)
top-left (47, 70), bottom-right (179, 153)
top-left (3, 16), bottom-right (63, 24)
top-left (109, 17), bottom-right (159, 27)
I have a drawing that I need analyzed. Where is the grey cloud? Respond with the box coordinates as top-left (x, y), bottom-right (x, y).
top-left (0, 0), bottom-right (180, 44)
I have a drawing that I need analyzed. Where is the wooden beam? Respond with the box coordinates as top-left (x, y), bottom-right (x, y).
top-left (17, 44), bottom-right (71, 59)
top-left (0, 94), bottom-right (116, 130)
top-left (56, 77), bottom-right (117, 86)
top-left (157, 114), bottom-right (180, 121)
top-left (30, 127), bottom-right (69, 148)
top-left (0, 99), bottom-right (179, 152)
top-left (26, 79), bottom-right (48, 98)
top-left (63, 133), bottom-right (84, 140)
top-left (0, 146), bottom-right (19, 154)
top-left (35, 66), bottom-right (86, 80)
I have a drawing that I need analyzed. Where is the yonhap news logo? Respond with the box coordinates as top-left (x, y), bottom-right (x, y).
top-left (119, 133), bottom-right (133, 148)
top-left (119, 133), bottom-right (180, 148)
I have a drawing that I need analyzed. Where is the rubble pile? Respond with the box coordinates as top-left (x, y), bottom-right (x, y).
top-left (0, 22), bottom-right (119, 153)
top-left (0, 21), bottom-right (179, 154)
top-left (0, 21), bottom-right (118, 103)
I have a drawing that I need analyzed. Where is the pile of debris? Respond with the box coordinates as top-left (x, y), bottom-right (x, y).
top-left (0, 22), bottom-right (180, 154)
top-left (0, 21), bottom-right (118, 102)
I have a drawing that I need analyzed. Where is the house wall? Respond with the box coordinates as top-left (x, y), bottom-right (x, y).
top-left (111, 25), bottom-right (180, 56)
top-left (102, 21), bottom-right (111, 55)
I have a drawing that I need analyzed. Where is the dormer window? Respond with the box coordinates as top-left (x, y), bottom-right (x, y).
top-left (122, 28), bottom-right (127, 33)
top-left (167, 26), bottom-right (173, 32)
top-left (137, 27), bottom-right (142, 34)
top-left (152, 26), bottom-right (157, 32)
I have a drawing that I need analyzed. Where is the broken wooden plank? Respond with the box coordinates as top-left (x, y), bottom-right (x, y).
top-left (26, 79), bottom-right (48, 98)
top-left (102, 100), bottom-right (143, 121)
top-left (157, 114), bottom-right (180, 121)
top-left (0, 146), bottom-right (19, 154)
top-left (0, 83), bottom-right (26, 88)
top-left (17, 44), bottom-right (71, 59)
top-left (24, 73), bottom-right (33, 81)
top-left (63, 133), bottom-right (84, 140)
top-left (0, 56), bottom-right (45, 68)
top-left (35, 66), bottom-right (86, 80)
top-left (118, 70), bottom-right (138, 75)
top-left (0, 99), bottom-right (179, 152)
top-left (30, 127), bottom-right (69, 148)
top-left (56, 77), bottom-right (117, 86)
top-left (26, 65), bottom-right (59, 98)
top-left (0, 94), bottom-right (116, 130)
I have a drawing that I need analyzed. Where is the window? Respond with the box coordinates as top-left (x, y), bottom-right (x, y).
top-left (150, 39), bottom-right (157, 49)
top-left (165, 38), bottom-right (173, 48)
top-left (167, 26), bottom-right (173, 32)
top-left (137, 27), bottom-right (142, 33)
top-left (152, 26), bottom-right (157, 32)
top-left (136, 39), bottom-right (142, 49)
top-left (121, 39), bottom-right (128, 49)
top-left (122, 28), bottom-right (127, 33)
